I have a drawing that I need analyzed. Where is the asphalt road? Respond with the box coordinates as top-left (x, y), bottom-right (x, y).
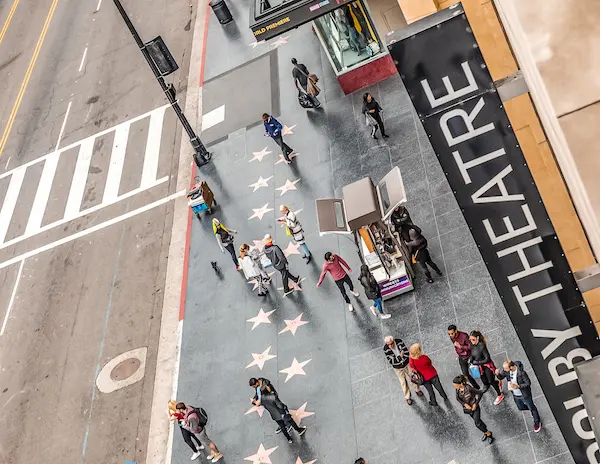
top-left (0, 0), bottom-right (195, 462)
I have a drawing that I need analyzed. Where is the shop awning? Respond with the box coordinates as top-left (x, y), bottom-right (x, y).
top-left (250, 0), bottom-right (353, 41)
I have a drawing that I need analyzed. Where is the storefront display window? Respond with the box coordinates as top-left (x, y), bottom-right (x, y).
top-left (313, 0), bottom-right (384, 73)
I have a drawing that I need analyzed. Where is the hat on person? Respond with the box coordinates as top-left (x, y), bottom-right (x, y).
top-left (263, 233), bottom-right (272, 243)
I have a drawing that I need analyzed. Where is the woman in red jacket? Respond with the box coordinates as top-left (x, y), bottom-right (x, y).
top-left (409, 343), bottom-right (448, 406)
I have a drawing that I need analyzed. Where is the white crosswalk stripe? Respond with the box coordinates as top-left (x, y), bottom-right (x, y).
top-left (0, 104), bottom-right (171, 250)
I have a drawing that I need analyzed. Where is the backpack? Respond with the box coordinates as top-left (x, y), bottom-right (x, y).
top-left (187, 406), bottom-right (208, 432)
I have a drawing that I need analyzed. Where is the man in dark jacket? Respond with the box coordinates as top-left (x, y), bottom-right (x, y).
top-left (496, 360), bottom-right (542, 432)
top-left (405, 228), bottom-right (442, 283)
top-left (263, 234), bottom-right (300, 294)
top-left (383, 335), bottom-right (423, 404)
top-left (291, 58), bottom-right (320, 108)
top-left (253, 392), bottom-right (306, 443)
top-left (390, 206), bottom-right (419, 242)
top-left (448, 324), bottom-right (480, 389)
top-left (262, 113), bottom-right (294, 164)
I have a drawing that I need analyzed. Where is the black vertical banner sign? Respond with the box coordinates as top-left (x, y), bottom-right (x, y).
top-left (389, 7), bottom-right (600, 463)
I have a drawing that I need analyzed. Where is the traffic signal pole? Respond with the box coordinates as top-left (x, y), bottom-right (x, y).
top-left (112, 0), bottom-right (211, 166)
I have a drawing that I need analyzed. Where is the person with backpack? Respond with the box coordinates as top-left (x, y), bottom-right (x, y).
top-left (291, 58), bottom-right (321, 109)
top-left (175, 402), bottom-right (223, 462)
top-left (251, 391), bottom-right (307, 443)
top-left (212, 218), bottom-right (239, 270)
top-left (263, 113), bottom-right (295, 164)
top-left (405, 228), bottom-right (442, 284)
top-left (359, 265), bottom-right (390, 319)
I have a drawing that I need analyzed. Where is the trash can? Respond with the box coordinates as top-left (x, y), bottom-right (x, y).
top-left (210, 0), bottom-right (233, 25)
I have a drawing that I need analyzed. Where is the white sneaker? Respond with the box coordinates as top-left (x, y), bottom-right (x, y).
top-left (206, 454), bottom-right (215, 460)
top-left (369, 306), bottom-right (376, 315)
top-left (351, 290), bottom-right (359, 297)
top-left (381, 314), bottom-right (391, 319)
top-left (191, 451), bottom-right (201, 460)
top-left (212, 454), bottom-right (223, 462)
top-left (348, 304), bottom-right (354, 312)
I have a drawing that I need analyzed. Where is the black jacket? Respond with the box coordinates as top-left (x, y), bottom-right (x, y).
top-left (260, 392), bottom-right (288, 421)
top-left (383, 338), bottom-right (409, 369)
top-left (469, 342), bottom-right (492, 366)
top-left (456, 384), bottom-right (483, 407)
top-left (405, 233), bottom-right (429, 263)
top-left (292, 64), bottom-right (309, 88)
top-left (496, 361), bottom-right (533, 398)
top-left (264, 244), bottom-right (288, 271)
top-left (362, 99), bottom-right (382, 118)
top-left (359, 272), bottom-right (381, 300)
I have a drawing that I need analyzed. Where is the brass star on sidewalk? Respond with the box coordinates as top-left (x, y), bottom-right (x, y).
top-left (275, 152), bottom-right (298, 165)
top-left (276, 178), bottom-right (300, 196)
top-left (244, 444), bottom-right (278, 464)
top-left (249, 175), bottom-right (273, 192)
top-left (246, 346), bottom-right (277, 370)
top-left (270, 35), bottom-right (290, 49)
top-left (282, 124), bottom-right (296, 136)
top-left (278, 277), bottom-right (306, 297)
top-left (289, 402), bottom-right (315, 425)
top-left (248, 40), bottom-right (266, 48)
top-left (246, 308), bottom-right (276, 330)
top-left (249, 147), bottom-right (272, 162)
top-left (279, 357), bottom-right (311, 382)
top-left (283, 241), bottom-right (300, 257)
top-left (249, 203), bottom-right (274, 220)
top-left (245, 404), bottom-right (265, 417)
top-left (279, 313), bottom-right (309, 336)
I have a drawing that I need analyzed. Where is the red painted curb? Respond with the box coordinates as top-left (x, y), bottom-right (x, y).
top-left (198, 3), bottom-right (211, 87)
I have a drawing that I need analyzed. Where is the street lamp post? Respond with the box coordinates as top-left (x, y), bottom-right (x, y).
top-left (112, 0), bottom-right (211, 167)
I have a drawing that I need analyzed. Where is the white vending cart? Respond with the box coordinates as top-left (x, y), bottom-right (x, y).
top-left (315, 167), bottom-right (414, 299)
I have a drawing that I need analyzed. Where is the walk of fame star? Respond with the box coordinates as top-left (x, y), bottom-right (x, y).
top-left (279, 313), bottom-right (309, 335)
top-left (244, 444), bottom-right (278, 463)
top-left (245, 404), bottom-right (265, 417)
top-left (246, 308), bottom-right (275, 330)
top-left (296, 458), bottom-right (317, 464)
top-left (279, 357), bottom-right (311, 382)
top-left (282, 124), bottom-right (296, 135)
top-left (289, 402), bottom-right (315, 425)
top-left (249, 175), bottom-right (273, 192)
top-left (249, 147), bottom-right (272, 162)
top-left (246, 346), bottom-right (277, 370)
top-left (270, 35), bottom-right (289, 48)
top-left (278, 277), bottom-right (306, 296)
top-left (283, 241), bottom-right (300, 257)
top-left (275, 152), bottom-right (298, 165)
top-left (248, 40), bottom-right (265, 48)
top-left (276, 178), bottom-right (300, 196)
top-left (249, 203), bottom-right (274, 220)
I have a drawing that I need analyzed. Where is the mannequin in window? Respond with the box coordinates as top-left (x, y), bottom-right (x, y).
top-left (344, 5), bottom-right (366, 54)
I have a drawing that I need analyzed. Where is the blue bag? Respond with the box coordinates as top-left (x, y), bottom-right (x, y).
top-left (469, 364), bottom-right (481, 379)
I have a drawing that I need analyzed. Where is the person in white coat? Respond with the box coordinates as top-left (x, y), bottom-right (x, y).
top-left (277, 205), bottom-right (312, 263)
top-left (240, 244), bottom-right (269, 296)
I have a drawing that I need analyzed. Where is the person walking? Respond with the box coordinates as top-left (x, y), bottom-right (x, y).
top-left (252, 391), bottom-right (306, 443)
top-left (262, 113), bottom-right (294, 164)
top-left (359, 265), bottom-right (390, 319)
top-left (448, 324), bottom-right (480, 389)
top-left (291, 58), bottom-right (321, 108)
top-left (383, 336), bottom-right (423, 404)
top-left (362, 92), bottom-right (388, 139)
top-left (468, 330), bottom-right (505, 405)
top-left (249, 377), bottom-right (278, 406)
top-left (496, 360), bottom-right (542, 432)
top-left (240, 244), bottom-right (268, 296)
top-left (278, 205), bottom-right (312, 264)
top-left (453, 375), bottom-right (495, 444)
top-left (212, 218), bottom-right (240, 270)
top-left (175, 402), bottom-right (223, 462)
top-left (263, 234), bottom-right (301, 294)
top-left (409, 343), bottom-right (448, 406)
top-left (316, 251), bottom-right (359, 312)
top-left (405, 228), bottom-right (442, 283)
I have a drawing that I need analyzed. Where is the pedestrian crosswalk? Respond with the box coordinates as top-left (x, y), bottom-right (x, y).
top-left (0, 104), bottom-right (170, 251)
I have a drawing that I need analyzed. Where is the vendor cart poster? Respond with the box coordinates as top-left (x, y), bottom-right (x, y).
top-left (389, 8), bottom-right (600, 464)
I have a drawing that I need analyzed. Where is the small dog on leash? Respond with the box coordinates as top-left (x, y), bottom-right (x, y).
top-left (211, 261), bottom-right (221, 273)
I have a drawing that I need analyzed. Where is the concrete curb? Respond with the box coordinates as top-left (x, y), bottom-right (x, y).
top-left (144, 1), bottom-right (209, 462)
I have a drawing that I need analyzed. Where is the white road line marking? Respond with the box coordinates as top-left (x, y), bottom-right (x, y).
top-left (0, 259), bottom-right (24, 335)
top-left (54, 100), bottom-right (72, 151)
top-left (95, 0), bottom-right (102, 11)
top-left (4, 156), bottom-right (11, 170)
top-left (0, 167), bottom-right (25, 243)
top-left (102, 124), bottom-right (129, 202)
top-left (78, 47), bottom-right (88, 73)
top-left (0, 190), bottom-right (185, 271)
top-left (25, 151), bottom-right (60, 235)
top-left (0, 104), bottom-right (170, 182)
top-left (64, 137), bottom-right (94, 219)
top-left (141, 104), bottom-right (167, 188)
top-left (201, 105), bottom-right (225, 131)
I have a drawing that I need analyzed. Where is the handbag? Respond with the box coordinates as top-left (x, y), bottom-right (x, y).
top-left (410, 370), bottom-right (424, 386)
top-left (469, 364), bottom-right (481, 379)
top-left (297, 91), bottom-right (314, 109)
top-left (365, 113), bottom-right (377, 127)
top-left (285, 226), bottom-right (292, 236)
